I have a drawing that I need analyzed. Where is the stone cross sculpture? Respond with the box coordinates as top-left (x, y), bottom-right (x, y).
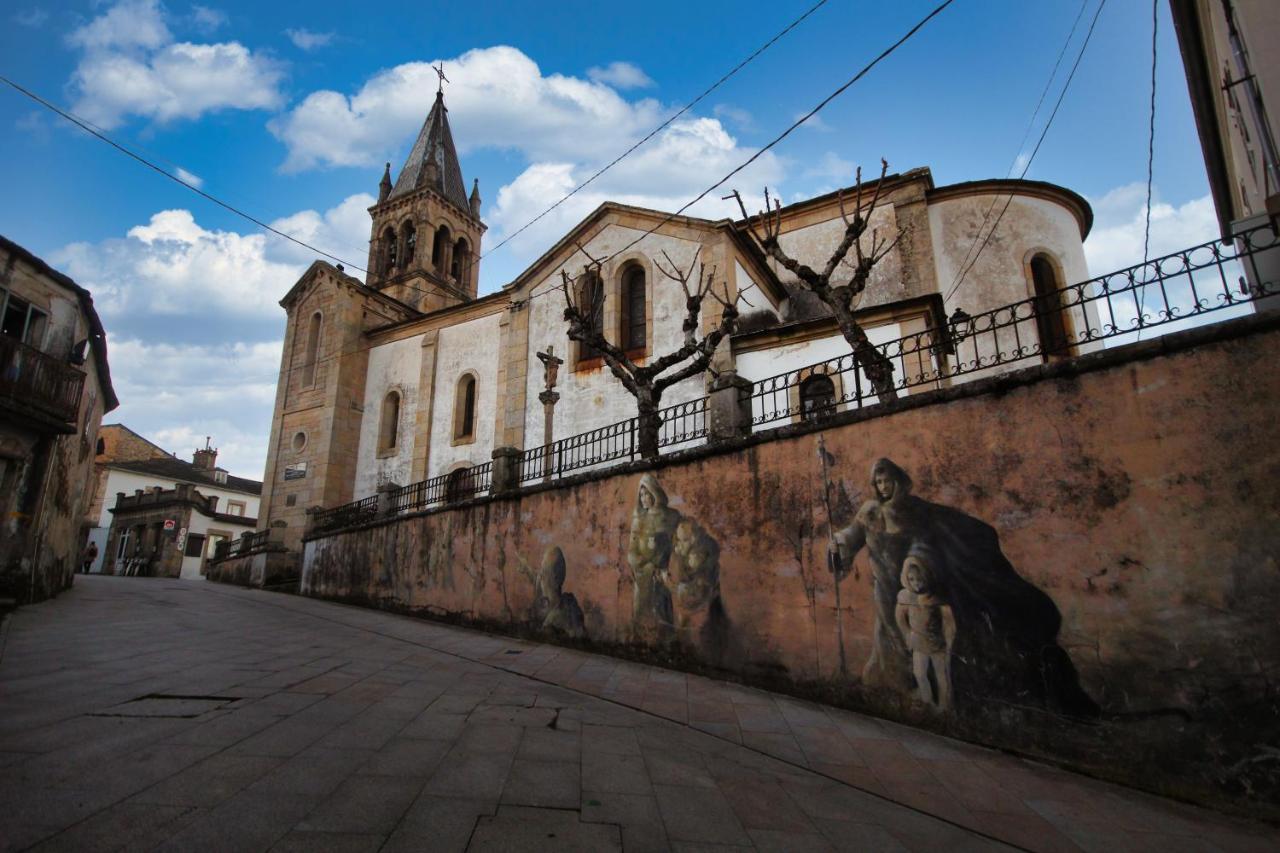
top-left (536, 346), bottom-right (564, 481)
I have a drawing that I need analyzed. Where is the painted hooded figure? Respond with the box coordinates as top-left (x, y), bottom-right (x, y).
top-left (626, 472), bottom-right (677, 643)
top-left (530, 545), bottom-right (585, 639)
top-left (832, 457), bottom-right (1098, 717)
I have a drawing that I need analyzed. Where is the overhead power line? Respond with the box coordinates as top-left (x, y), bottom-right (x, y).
top-left (479, 0), bottom-right (832, 261)
top-left (1135, 0), bottom-right (1159, 340)
top-left (944, 0), bottom-right (1108, 303)
top-left (943, 0), bottom-right (1090, 294)
top-left (0, 74), bottom-right (370, 273)
top-left (536, 0), bottom-right (956, 294)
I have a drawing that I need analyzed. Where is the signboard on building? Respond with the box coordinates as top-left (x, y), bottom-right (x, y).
top-left (163, 519), bottom-right (176, 532)
top-left (284, 462), bottom-right (308, 481)
top-left (176, 528), bottom-right (187, 551)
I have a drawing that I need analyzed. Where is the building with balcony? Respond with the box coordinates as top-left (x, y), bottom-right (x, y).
top-left (85, 428), bottom-right (262, 576)
top-left (0, 235), bottom-right (117, 602)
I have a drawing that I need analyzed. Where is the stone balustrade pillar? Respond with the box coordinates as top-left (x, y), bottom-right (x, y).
top-left (491, 446), bottom-right (522, 495)
top-left (708, 370), bottom-right (754, 442)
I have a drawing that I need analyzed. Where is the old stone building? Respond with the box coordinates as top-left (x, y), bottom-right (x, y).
top-left (0, 235), bottom-right (117, 602)
top-left (86, 429), bottom-right (262, 576)
top-left (257, 90), bottom-right (1094, 547)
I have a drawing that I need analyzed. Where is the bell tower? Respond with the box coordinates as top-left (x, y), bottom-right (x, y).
top-left (366, 73), bottom-right (485, 312)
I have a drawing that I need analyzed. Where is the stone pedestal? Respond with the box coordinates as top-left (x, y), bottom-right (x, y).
top-left (376, 481), bottom-right (402, 517)
top-left (491, 446), bottom-right (522, 495)
top-left (708, 371), bottom-right (754, 441)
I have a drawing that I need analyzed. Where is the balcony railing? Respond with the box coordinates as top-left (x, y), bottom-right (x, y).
top-left (307, 226), bottom-right (1277, 539)
top-left (212, 529), bottom-right (272, 561)
top-left (0, 334), bottom-right (86, 423)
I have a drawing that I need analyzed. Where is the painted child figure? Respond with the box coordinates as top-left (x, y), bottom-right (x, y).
top-left (894, 544), bottom-right (956, 711)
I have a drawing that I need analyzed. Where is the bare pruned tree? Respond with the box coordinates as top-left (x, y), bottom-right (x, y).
top-left (730, 159), bottom-right (903, 401)
top-left (561, 244), bottom-right (747, 459)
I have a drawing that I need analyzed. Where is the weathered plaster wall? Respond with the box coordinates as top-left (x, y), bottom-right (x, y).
top-left (303, 320), bottom-right (1280, 815)
top-left (354, 333), bottom-right (425, 498)
top-left (775, 204), bottom-right (907, 306)
top-left (522, 223), bottom-right (711, 448)
top-left (427, 313), bottom-right (501, 479)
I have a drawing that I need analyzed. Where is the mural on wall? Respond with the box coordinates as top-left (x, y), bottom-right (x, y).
top-left (517, 544), bottom-right (586, 639)
top-left (828, 456), bottom-right (1098, 717)
top-left (626, 473), bottom-right (730, 659)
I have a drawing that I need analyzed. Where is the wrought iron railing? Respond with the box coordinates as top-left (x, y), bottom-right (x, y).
top-left (307, 226), bottom-right (1276, 538)
top-left (518, 395), bottom-right (708, 483)
top-left (212, 529), bottom-right (272, 561)
top-left (309, 495), bottom-right (379, 537)
top-left (750, 224), bottom-right (1278, 427)
top-left (0, 334), bottom-right (86, 423)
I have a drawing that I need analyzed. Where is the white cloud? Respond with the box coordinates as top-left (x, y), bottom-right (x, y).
top-left (712, 104), bottom-right (754, 132)
top-left (51, 194), bottom-right (371, 324)
top-left (270, 46), bottom-right (666, 172)
top-left (13, 8), bottom-right (49, 28)
top-left (107, 338), bottom-right (281, 478)
top-left (173, 166), bottom-right (204, 188)
top-left (795, 112), bottom-right (832, 132)
top-left (803, 151), bottom-right (855, 181)
top-left (1083, 184), bottom-right (1218, 275)
top-left (486, 117), bottom-right (783, 260)
top-left (51, 194), bottom-right (376, 479)
top-left (65, 0), bottom-right (283, 129)
top-left (191, 5), bottom-right (227, 31)
top-left (285, 28), bottom-right (334, 51)
top-left (586, 61), bottom-right (654, 90)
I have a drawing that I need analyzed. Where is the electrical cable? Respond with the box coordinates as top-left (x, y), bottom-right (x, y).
top-left (943, 0), bottom-right (1108, 303)
top-left (1135, 0), bottom-right (1158, 340)
top-left (943, 0), bottom-right (1090, 295)
top-left (478, 0), bottom-right (832, 261)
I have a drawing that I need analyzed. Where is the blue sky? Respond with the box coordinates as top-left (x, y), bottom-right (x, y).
top-left (0, 0), bottom-right (1218, 478)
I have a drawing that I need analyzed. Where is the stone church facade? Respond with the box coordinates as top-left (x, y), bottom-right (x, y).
top-left (257, 92), bottom-right (1094, 549)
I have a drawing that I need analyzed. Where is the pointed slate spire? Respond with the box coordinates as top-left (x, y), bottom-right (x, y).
top-left (378, 162), bottom-right (392, 203)
top-left (469, 178), bottom-right (482, 218)
top-left (388, 90), bottom-right (471, 213)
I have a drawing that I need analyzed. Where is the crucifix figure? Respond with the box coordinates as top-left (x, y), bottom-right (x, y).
top-left (433, 63), bottom-right (450, 94)
top-left (536, 346), bottom-right (564, 481)
top-left (537, 345), bottom-right (563, 394)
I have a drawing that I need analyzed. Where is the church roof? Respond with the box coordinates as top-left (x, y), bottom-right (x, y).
top-left (389, 90), bottom-right (470, 211)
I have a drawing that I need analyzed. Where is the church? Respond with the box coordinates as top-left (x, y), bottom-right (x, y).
top-left (255, 88), bottom-right (1094, 550)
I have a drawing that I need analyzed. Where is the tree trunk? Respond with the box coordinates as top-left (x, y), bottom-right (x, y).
top-left (832, 309), bottom-right (898, 402)
top-left (635, 388), bottom-right (662, 459)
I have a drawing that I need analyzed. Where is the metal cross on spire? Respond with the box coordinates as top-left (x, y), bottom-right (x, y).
top-left (433, 63), bottom-right (449, 95)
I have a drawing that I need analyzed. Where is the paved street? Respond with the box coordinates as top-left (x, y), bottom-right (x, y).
top-left (0, 577), bottom-right (1272, 852)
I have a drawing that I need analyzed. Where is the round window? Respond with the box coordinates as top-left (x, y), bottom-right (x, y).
top-left (291, 431), bottom-right (307, 452)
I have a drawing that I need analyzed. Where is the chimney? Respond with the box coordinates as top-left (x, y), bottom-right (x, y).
top-left (193, 436), bottom-right (218, 471)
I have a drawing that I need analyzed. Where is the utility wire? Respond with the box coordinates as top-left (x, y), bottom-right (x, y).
top-left (943, 0), bottom-right (1089, 295)
top-left (943, 0), bottom-right (1107, 303)
top-left (0, 74), bottom-right (372, 274)
top-left (599, 0), bottom-right (956, 268)
top-left (515, 0), bottom-right (956, 307)
top-left (1135, 0), bottom-right (1158, 340)
top-left (479, 0), bottom-right (832, 261)
top-left (0, 73), bottom-right (470, 308)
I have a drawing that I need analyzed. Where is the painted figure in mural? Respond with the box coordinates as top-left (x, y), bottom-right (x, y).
top-left (626, 473), bottom-right (677, 643)
top-left (666, 517), bottom-right (724, 647)
top-left (829, 457), bottom-right (1098, 717)
top-left (518, 545), bottom-right (586, 639)
top-left (894, 543), bottom-right (956, 711)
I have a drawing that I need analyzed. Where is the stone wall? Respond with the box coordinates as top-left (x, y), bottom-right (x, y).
top-left (301, 316), bottom-right (1280, 817)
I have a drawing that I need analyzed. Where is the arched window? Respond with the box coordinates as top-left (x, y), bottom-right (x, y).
top-left (432, 224), bottom-right (451, 272)
top-left (445, 465), bottom-right (475, 503)
top-left (301, 312), bottom-right (321, 387)
top-left (451, 237), bottom-right (469, 282)
top-left (1029, 254), bottom-right (1070, 356)
top-left (382, 226), bottom-right (398, 274)
top-left (620, 265), bottom-right (646, 351)
top-left (799, 374), bottom-right (836, 422)
top-left (576, 271), bottom-right (604, 363)
top-left (454, 374), bottom-right (477, 440)
top-left (379, 390), bottom-right (401, 452)
top-left (401, 221), bottom-right (417, 267)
